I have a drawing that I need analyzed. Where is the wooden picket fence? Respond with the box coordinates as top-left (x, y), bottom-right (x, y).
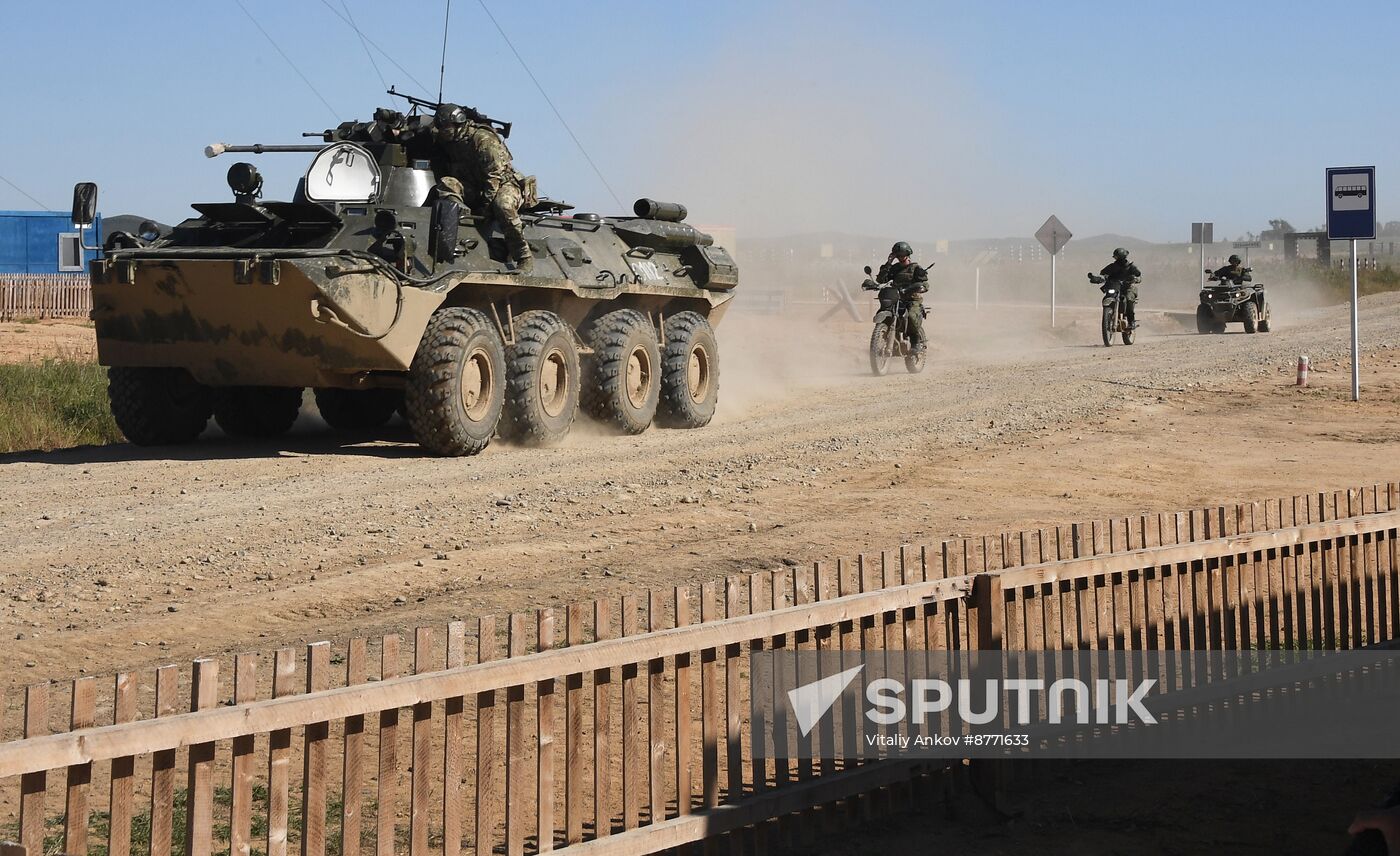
top-left (0, 275), bottom-right (91, 322)
top-left (1, 484), bottom-right (1397, 856)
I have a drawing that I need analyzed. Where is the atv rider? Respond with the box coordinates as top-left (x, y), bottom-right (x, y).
top-left (1088, 247), bottom-right (1143, 329)
top-left (874, 241), bottom-right (929, 353)
top-left (431, 103), bottom-right (538, 274)
top-left (1212, 254), bottom-right (1252, 285)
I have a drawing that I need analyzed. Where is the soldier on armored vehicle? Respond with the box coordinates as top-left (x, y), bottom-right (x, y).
top-left (430, 103), bottom-right (536, 274)
top-left (72, 91), bottom-right (739, 457)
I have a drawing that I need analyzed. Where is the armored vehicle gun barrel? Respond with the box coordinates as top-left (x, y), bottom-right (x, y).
top-left (205, 142), bottom-right (327, 158)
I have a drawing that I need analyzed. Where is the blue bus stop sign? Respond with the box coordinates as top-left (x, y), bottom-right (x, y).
top-left (1326, 166), bottom-right (1376, 240)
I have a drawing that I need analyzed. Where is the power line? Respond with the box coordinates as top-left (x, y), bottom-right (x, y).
top-left (232, 0), bottom-right (338, 118)
top-left (0, 174), bottom-right (53, 211)
top-left (339, 0), bottom-right (387, 91)
top-left (316, 0), bottom-right (432, 96)
top-left (474, 0), bottom-right (625, 210)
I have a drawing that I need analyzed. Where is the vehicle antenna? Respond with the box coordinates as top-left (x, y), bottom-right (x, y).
top-left (437, 0), bottom-right (453, 104)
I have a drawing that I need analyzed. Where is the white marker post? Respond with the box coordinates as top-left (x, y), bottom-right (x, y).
top-left (1326, 166), bottom-right (1376, 403)
top-left (1193, 222), bottom-right (1214, 292)
top-left (1035, 215), bottom-right (1073, 328)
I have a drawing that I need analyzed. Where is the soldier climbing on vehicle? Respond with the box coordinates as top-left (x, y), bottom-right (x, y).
top-left (1212, 254), bottom-right (1252, 285)
top-left (874, 241), bottom-right (929, 353)
top-left (431, 102), bottom-right (539, 274)
top-left (1088, 247), bottom-right (1142, 329)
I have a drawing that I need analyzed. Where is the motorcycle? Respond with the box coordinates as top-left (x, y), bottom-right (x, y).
top-left (861, 264), bottom-right (929, 376)
top-left (1087, 273), bottom-right (1136, 347)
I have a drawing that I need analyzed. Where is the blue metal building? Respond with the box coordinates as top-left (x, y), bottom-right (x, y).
top-left (0, 210), bottom-right (103, 274)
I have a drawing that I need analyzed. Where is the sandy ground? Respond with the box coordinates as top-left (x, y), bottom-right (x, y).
top-left (0, 318), bottom-right (96, 363)
top-left (2, 291), bottom-right (1398, 851)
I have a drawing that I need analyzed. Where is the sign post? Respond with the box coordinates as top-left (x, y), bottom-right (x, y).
top-left (1035, 215), bottom-right (1073, 327)
top-left (1326, 166), bottom-right (1376, 402)
top-left (1192, 222), bottom-right (1214, 291)
top-left (1233, 239), bottom-right (1262, 265)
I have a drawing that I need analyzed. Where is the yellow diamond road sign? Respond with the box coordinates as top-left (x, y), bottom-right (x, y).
top-left (1036, 215), bottom-right (1072, 255)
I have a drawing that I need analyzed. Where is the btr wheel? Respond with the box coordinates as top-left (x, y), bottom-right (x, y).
top-left (582, 309), bottom-right (661, 435)
top-left (107, 367), bottom-right (212, 446)
top-left (313, 387), bottom-right (401, 431)
top-left (213, 386), bottom-right (303, 438)
top-left (500, 310), bottom-right (580, 446)
top-left (658, 311), bottom-right (719, 428)
top-left (404, 307), bottom-right (507, 457)
top-left (1242, 301), bottom-right (1259, 334)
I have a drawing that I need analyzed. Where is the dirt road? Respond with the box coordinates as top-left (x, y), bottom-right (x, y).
top-left (3, 293), bottom-right (1400, 684)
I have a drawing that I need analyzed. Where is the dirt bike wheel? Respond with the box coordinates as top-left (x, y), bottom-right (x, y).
top-left (869, 324), bottom-right (893, 375)
top-left (1122, 327), bottom-right (1134, 346)
top-left (1242, 301), bottom-right (1259, 334)
top-left (1101, 306), bottom-right (1115, 347)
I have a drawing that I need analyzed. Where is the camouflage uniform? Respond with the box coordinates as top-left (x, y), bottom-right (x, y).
top-left (875, 259), bottom-right (929, 349)
top-left (1098, 258), bottom-right (1142, 326)
top-left (435, 121), bottom-right (536, 272)
top-left (1212, 263), bottom-right (1252, 285)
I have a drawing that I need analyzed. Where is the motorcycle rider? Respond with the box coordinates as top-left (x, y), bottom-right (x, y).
top-left (873, 241), bottom-right (929, 353)
top-left (1088, 247), bottom-right (1142, 329)
top-left (1212, 254), bottom-right (1252, 285)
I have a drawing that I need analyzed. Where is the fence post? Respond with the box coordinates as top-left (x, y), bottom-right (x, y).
top-left (971, 573), bottom-right (1004, 650)
top-left (969, 573), bottom-right (1007, 807)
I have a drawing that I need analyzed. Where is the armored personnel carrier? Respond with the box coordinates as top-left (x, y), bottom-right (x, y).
top-left (72, 98), bottom-right (737, 456)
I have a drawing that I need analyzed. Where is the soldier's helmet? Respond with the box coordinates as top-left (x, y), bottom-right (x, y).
top-left (891, 241), bottom-right (913, 258)
top-left (1228, 254), bottom-right (1241, 265)
top-left (1112, 247), bottom-right (1129, 260)
top-left (434, 103), bottom-right (468, 126)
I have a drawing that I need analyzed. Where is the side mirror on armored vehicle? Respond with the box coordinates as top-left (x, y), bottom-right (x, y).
top-left (72, 182), bottom-right (98, 226)
top-left (863, 265), bottom-right (873, 275)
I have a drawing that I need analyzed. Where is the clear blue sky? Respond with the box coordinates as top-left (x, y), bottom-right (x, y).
top-left (1, 0), bottom-right (1396, 241)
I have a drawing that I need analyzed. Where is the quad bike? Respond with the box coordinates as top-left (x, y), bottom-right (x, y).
top-left (861, 264), bottom-right (928, 376)
top-left (1087, 273), bottom-right (1136, 347)
top-left (1197, 268), bottom-right (1271, 334)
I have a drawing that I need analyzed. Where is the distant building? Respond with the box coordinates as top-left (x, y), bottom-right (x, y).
top-left (0, 210), bottom-right (102, 274)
